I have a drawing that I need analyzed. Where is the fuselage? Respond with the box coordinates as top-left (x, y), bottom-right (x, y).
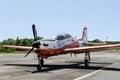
top-left (35, 33), bottom-right (87, 58)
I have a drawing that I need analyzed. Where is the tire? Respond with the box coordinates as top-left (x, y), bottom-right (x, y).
top-left (37, 64), bottom-right (41, 71)
top-left (84, 59), bottom-right (89, 67)
top-left (41, 59), bottom-right (44, 66)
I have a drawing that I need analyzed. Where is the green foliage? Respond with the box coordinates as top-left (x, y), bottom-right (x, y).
top-left (89, 39), bottom-right (120, 44)
top-left (89, 39), bottom-right (103, 43)
top-left (37, 36), bottom-right (43, 40)
top-left (0, 43), bottom-right (16, 53)
top-left (2, 38), bottom-right (16, 45)
top-left (107, 41), bottom-right (120, 44)
top-left (16, 38), bottom-right (34, 46)
top-left (1, 38), bottom-right (16, 52)
top-left (0, 43), bottom-right (4, 52)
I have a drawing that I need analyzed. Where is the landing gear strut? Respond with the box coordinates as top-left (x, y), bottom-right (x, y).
top-left (37, 55), bottom-right (44, 71)
top-left (84, 51), bottom-right (90, 67)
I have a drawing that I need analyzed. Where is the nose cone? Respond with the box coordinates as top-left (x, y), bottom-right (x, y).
top-left (32, 41), bottom-right (41, 48)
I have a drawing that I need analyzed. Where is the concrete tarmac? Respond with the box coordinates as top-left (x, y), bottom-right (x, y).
top-left (0, 51), bottom-right (120, 80)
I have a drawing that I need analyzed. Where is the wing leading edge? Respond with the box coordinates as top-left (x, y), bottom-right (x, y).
top-left (65, 44), bottom-right (120, 53)
top-left (3, 45), bottom-right (37, 50)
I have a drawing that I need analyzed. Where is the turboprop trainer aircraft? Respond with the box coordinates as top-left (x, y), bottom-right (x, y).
top-left (3, 24), bottom-right (120, 71)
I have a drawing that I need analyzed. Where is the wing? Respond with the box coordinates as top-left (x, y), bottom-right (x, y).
top-left (65, 44), bottom-right (120, 53)
top-left (3, 45), bottom-right (37, 50)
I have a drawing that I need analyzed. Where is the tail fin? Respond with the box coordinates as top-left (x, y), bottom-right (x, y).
top-left (79, 27), bottom-right (88, 43)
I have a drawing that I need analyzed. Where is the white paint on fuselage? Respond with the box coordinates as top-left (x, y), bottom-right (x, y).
top-left (40, 33), bottom-right (75, 49)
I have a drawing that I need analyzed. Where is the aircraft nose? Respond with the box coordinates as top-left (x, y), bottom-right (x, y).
top-left (32, 41), bottom-right (41, 48)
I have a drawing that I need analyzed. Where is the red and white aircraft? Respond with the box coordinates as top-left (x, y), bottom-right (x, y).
top-left (3, 24), bottom-right (120, 71)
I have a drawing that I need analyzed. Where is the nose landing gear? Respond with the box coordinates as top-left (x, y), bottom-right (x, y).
top-left (37, 55), bottom-right (44, 71)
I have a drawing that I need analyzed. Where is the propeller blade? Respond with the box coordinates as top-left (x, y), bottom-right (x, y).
top-left (24, 24), bottom-right (41, 58)
top-left (24, 47), bottom-right (34, 57)
top-left (32, 24), bottom-right (38, 41)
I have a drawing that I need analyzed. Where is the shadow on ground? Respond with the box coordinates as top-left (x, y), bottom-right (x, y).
top-left (3, 61), bottom-right (120, 73)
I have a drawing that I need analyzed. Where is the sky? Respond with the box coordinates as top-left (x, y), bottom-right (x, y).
top-left (0, 0), bottom-right (120, 41)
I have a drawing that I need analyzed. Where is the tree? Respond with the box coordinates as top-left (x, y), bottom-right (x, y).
top-left (2, 38), bottom-right (16, 45)
top-left (90, 39), bottom-right (103, 43)
top-left (1, 38), bottom-right (16, 52)
top-left (19, 38), bottom-right (33, 46)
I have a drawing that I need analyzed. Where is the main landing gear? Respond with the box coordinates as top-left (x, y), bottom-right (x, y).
top-left (37, 55), bottom-right (44, 71)
top-left (84, 51), bottom-right (91, 67)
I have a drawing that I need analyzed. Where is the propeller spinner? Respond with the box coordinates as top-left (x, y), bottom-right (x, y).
top-left (24, 24), bottom-right (41, 57)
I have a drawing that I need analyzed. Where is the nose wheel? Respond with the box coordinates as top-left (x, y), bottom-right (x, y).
top-left (37, 55), bottom-right (44, 71)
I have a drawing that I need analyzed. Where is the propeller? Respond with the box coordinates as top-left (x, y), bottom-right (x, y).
top-left (24, 24), bottom-right (41, 57)
top-left (32, 24), bottom-right (38, 41)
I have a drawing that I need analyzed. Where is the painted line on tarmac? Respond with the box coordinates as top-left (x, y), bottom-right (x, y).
top-left (74, 62), bottom-right (119, 80)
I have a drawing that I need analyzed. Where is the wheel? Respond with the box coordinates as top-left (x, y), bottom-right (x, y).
top-left (84, 59), bottom-right (89, 67)
top-left (37, 57), bottom-right (42, 71)
top-left (37, 64), bottom-right (41, 71)
top-left (41, 58), bottom-right (44, 66)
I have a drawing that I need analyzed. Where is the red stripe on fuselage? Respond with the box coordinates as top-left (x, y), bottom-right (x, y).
top-left (35, 41), bottom-right (80, 58)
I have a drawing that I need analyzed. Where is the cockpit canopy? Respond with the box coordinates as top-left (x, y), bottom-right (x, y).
top-left (55, 33), bottom-right (72, 40)
top-left (41, 33), bottom-right (73, 42)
